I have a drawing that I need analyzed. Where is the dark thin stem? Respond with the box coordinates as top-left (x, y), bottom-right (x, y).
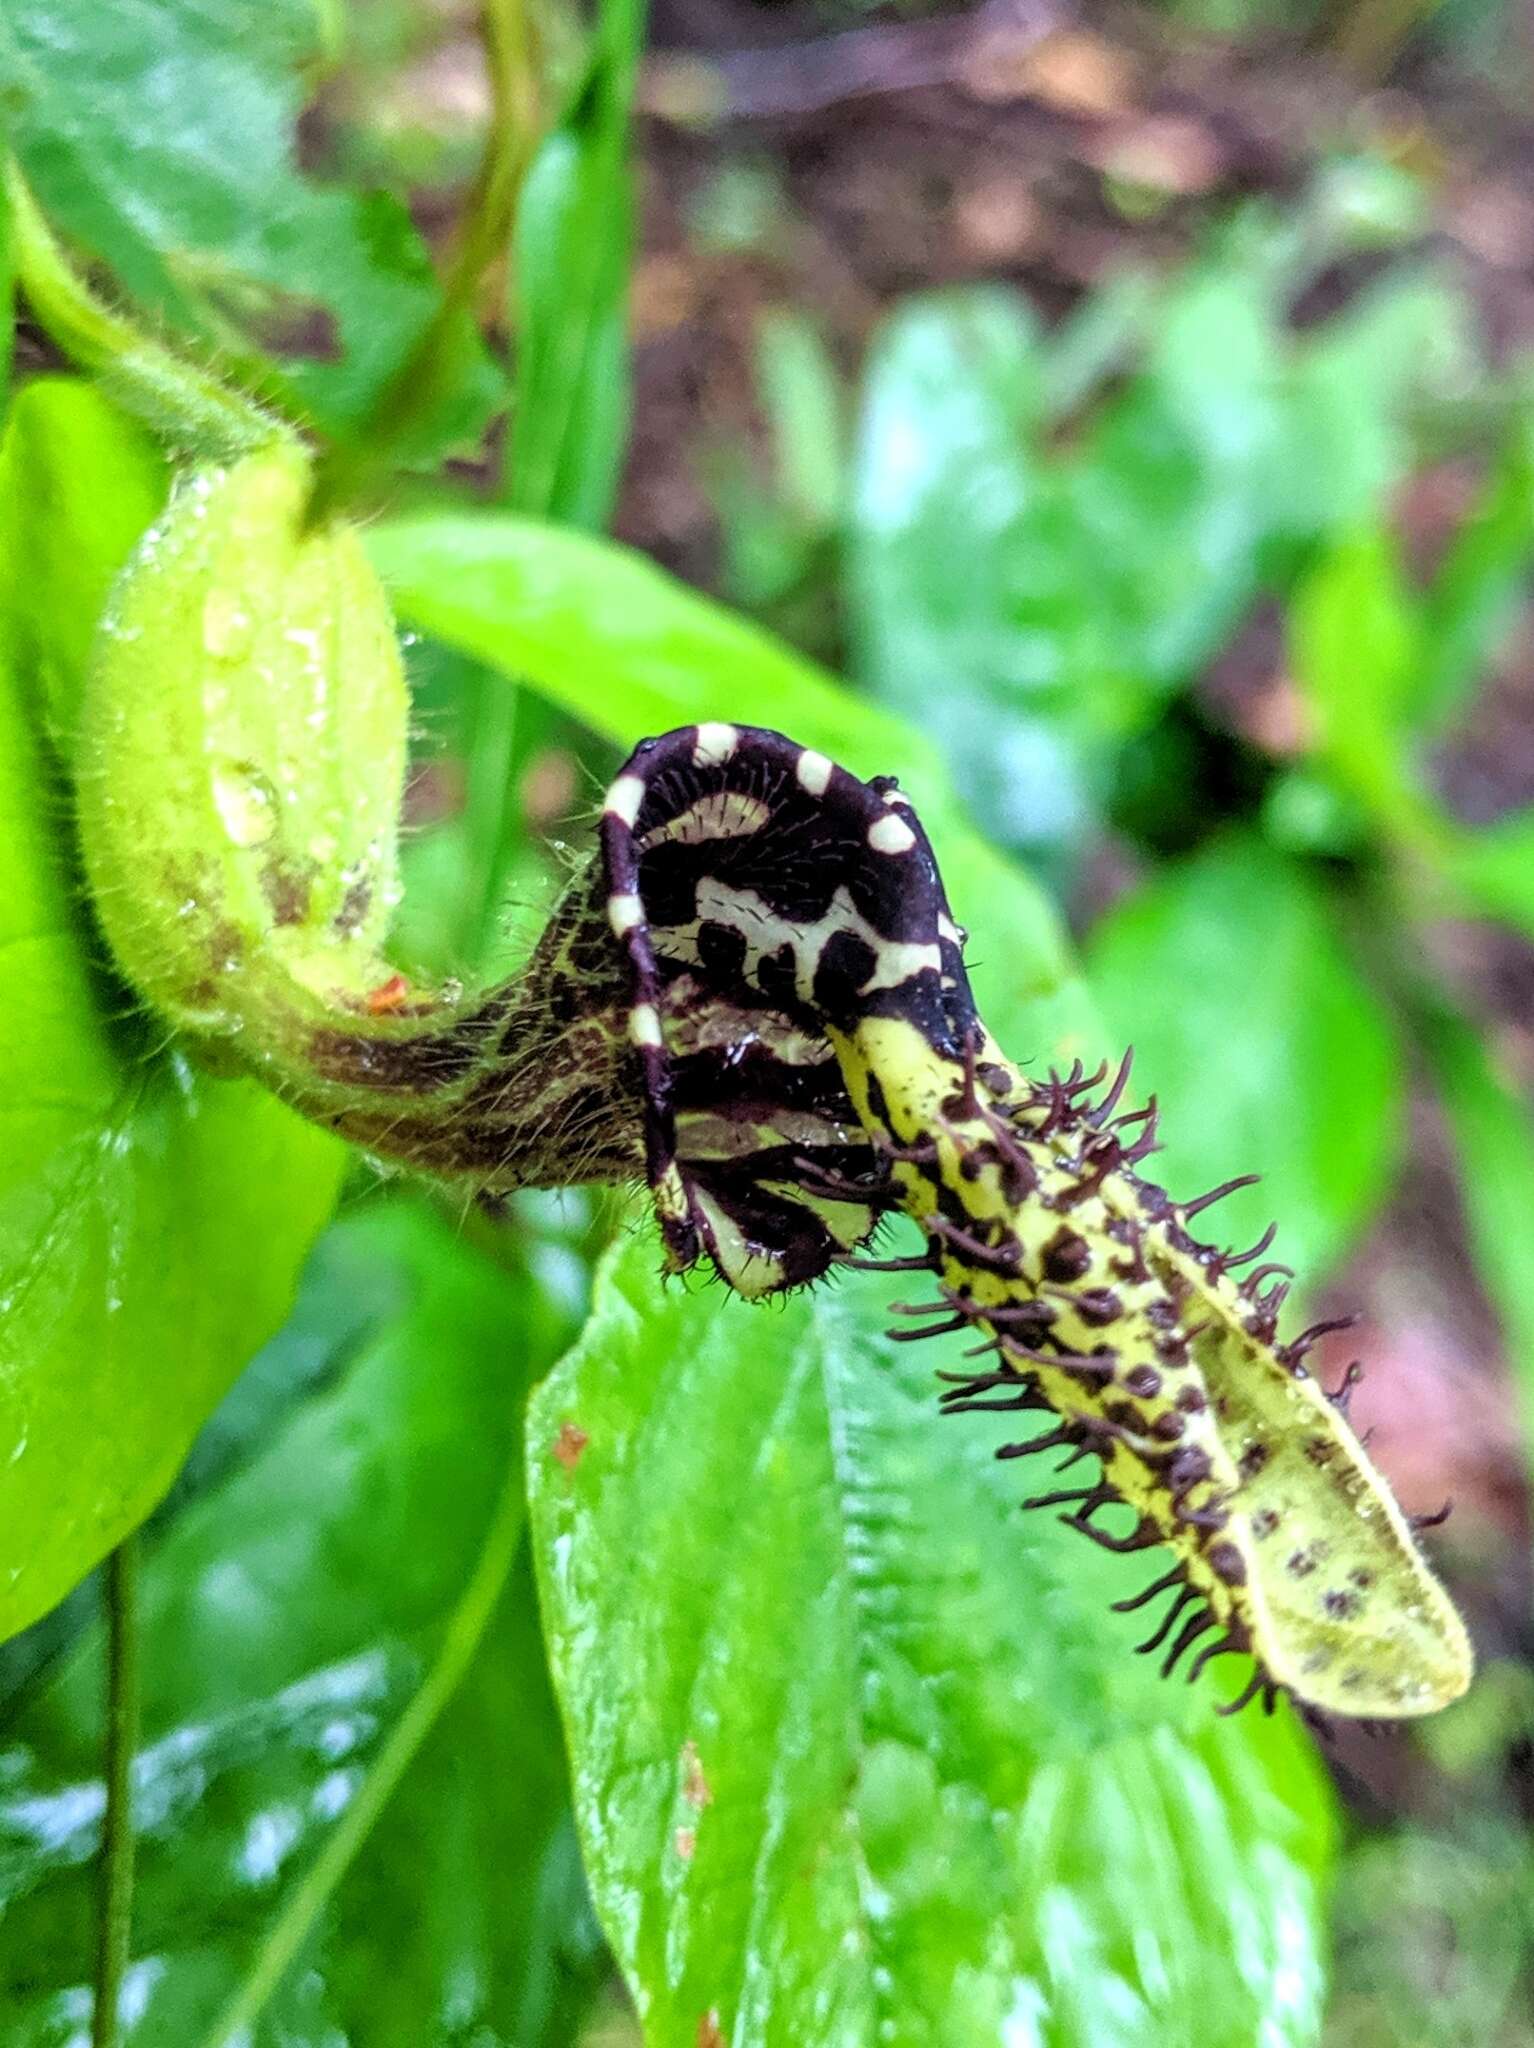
top-left (93, 1538), bottom-right (141, 2048)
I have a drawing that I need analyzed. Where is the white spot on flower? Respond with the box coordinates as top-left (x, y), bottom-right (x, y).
top-left (608, 892), bottom-right (644, 937)
top-left (629, 1003), bottom-right (665, 1048)
top-left (795, 749), bottom-right (833, 796)
top-left (604, 773), bottom-right (647, 827)
top-left (867, 813), bottom-right (916, 855)
top-left (692, 722), bottom-right (739, 767)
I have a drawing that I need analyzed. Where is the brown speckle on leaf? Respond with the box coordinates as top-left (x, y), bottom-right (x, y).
top-left (682, 1739), bottom-right (714, 1810)
top-left (551, 1421), bottom-right (589, 1472)
top-left (674, 1825), bottom-right (697, 1860)
top-left (208, 919), bottom-right (244, 971)
top-left (697, 2011), bottom-right (726, 2048)
top-left (335, 875), bottom-right (373, 936)
top-left (261, 857), bottom-right (312, 928)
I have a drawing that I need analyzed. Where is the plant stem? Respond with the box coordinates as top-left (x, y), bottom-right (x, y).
top-left (92, 1538), bottom-right (141, 2048)
top-left (5, 156), bottom-right (282, 459)
top-left (306, 0), bottom-right (541, 523)
top-left (451, 0), bottom-right (543, 320)
top-left (460, 675), bottom-right (525, 967)
top-left (195, 1455), bottom-right (529, 2048)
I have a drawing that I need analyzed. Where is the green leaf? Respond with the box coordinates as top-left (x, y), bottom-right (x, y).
top-left (839, 257), bottom-right (1466, 876)
top-left (755, 308), bottom-right (845, 530)
top-left (0, 1198), bottom-right (603, 2045)
top-left (1289, 527), bottom-right (1429, 843)
top-left (0, 378), bottom-right (166, 742)
top-left (160, 1208), bottom-right (416, 1515)
top-left (1, 0), bottom-right (499, 446)
top-left (845, 275), bottom-right (1292, 866)
top-left (848, 290), bottom-right (1125, 865)
top-left (1278, 275), bottom-right (1469, 541)
top-left (1068, 264), bottom-right (1285, 688)
top-left (1087, 835), bottom-right (1403, 1287)
top-left (706, 431), bottom-right (827, 617)
top-left (364, 507), bottom-right (1091, 1050)
top-left (1419, 1008), bottom-right (1534, 1454)
top-left (507, 0), bottom-right (644, 528)
top-left (0, 384), bottom-right (343, 1641)
top-left (0, 168), bottom-right (13, 415)
top-left (529, 1229), bottom-right (1336, 2047)
top-left (1038, 265), bottom-right (1158, 420)
top-left (1414, 413), bottom-right (1534, 736)
top-left (374, 511), bottom-right (924, 779)
top-left (1444, 807), bottom-right (1534, 943)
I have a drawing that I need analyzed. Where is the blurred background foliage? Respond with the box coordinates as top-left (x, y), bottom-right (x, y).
top-left (4, 0), bottom-right (1534, 2040)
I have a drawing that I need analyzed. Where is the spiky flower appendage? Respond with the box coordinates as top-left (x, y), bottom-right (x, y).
top-left (845, 1039), bottom-right (1468, 1720)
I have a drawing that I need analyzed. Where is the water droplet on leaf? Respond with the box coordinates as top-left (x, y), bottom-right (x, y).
top-left (212, 760), bottom-right (277, 847)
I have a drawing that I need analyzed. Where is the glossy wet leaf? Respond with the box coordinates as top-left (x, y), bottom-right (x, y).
top-left (841, 263), bottom-right (1464, 874)
top-left (0, 1198), bottom-right (601, 2045)
top-left (1087, 835), bottom-right (1403, 1288)
top-left (0, 0), bottom-right (499, 445)
top-left (847, 289), bottom-right (1138, 865)
top-left (0, 386), bottom-right (342, 1641)
top-left (529, 1230), bottom-right (1336, 2047)
top-left (371, 512), bottom-right (925, 785)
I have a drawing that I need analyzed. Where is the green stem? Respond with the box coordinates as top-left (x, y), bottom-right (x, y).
top-left (4, 156), bottom-right (282, 459)
top-left (92, 1538), bottom-right (141, 2048)
top-left (451, 0), bottom-right (542, 318)
top-left (460, 675), bottom-right (525, 966)
top-left (306, 0), bottom-right (541, 522)
top-left (195, 1455), bottom-right (529, 2048)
